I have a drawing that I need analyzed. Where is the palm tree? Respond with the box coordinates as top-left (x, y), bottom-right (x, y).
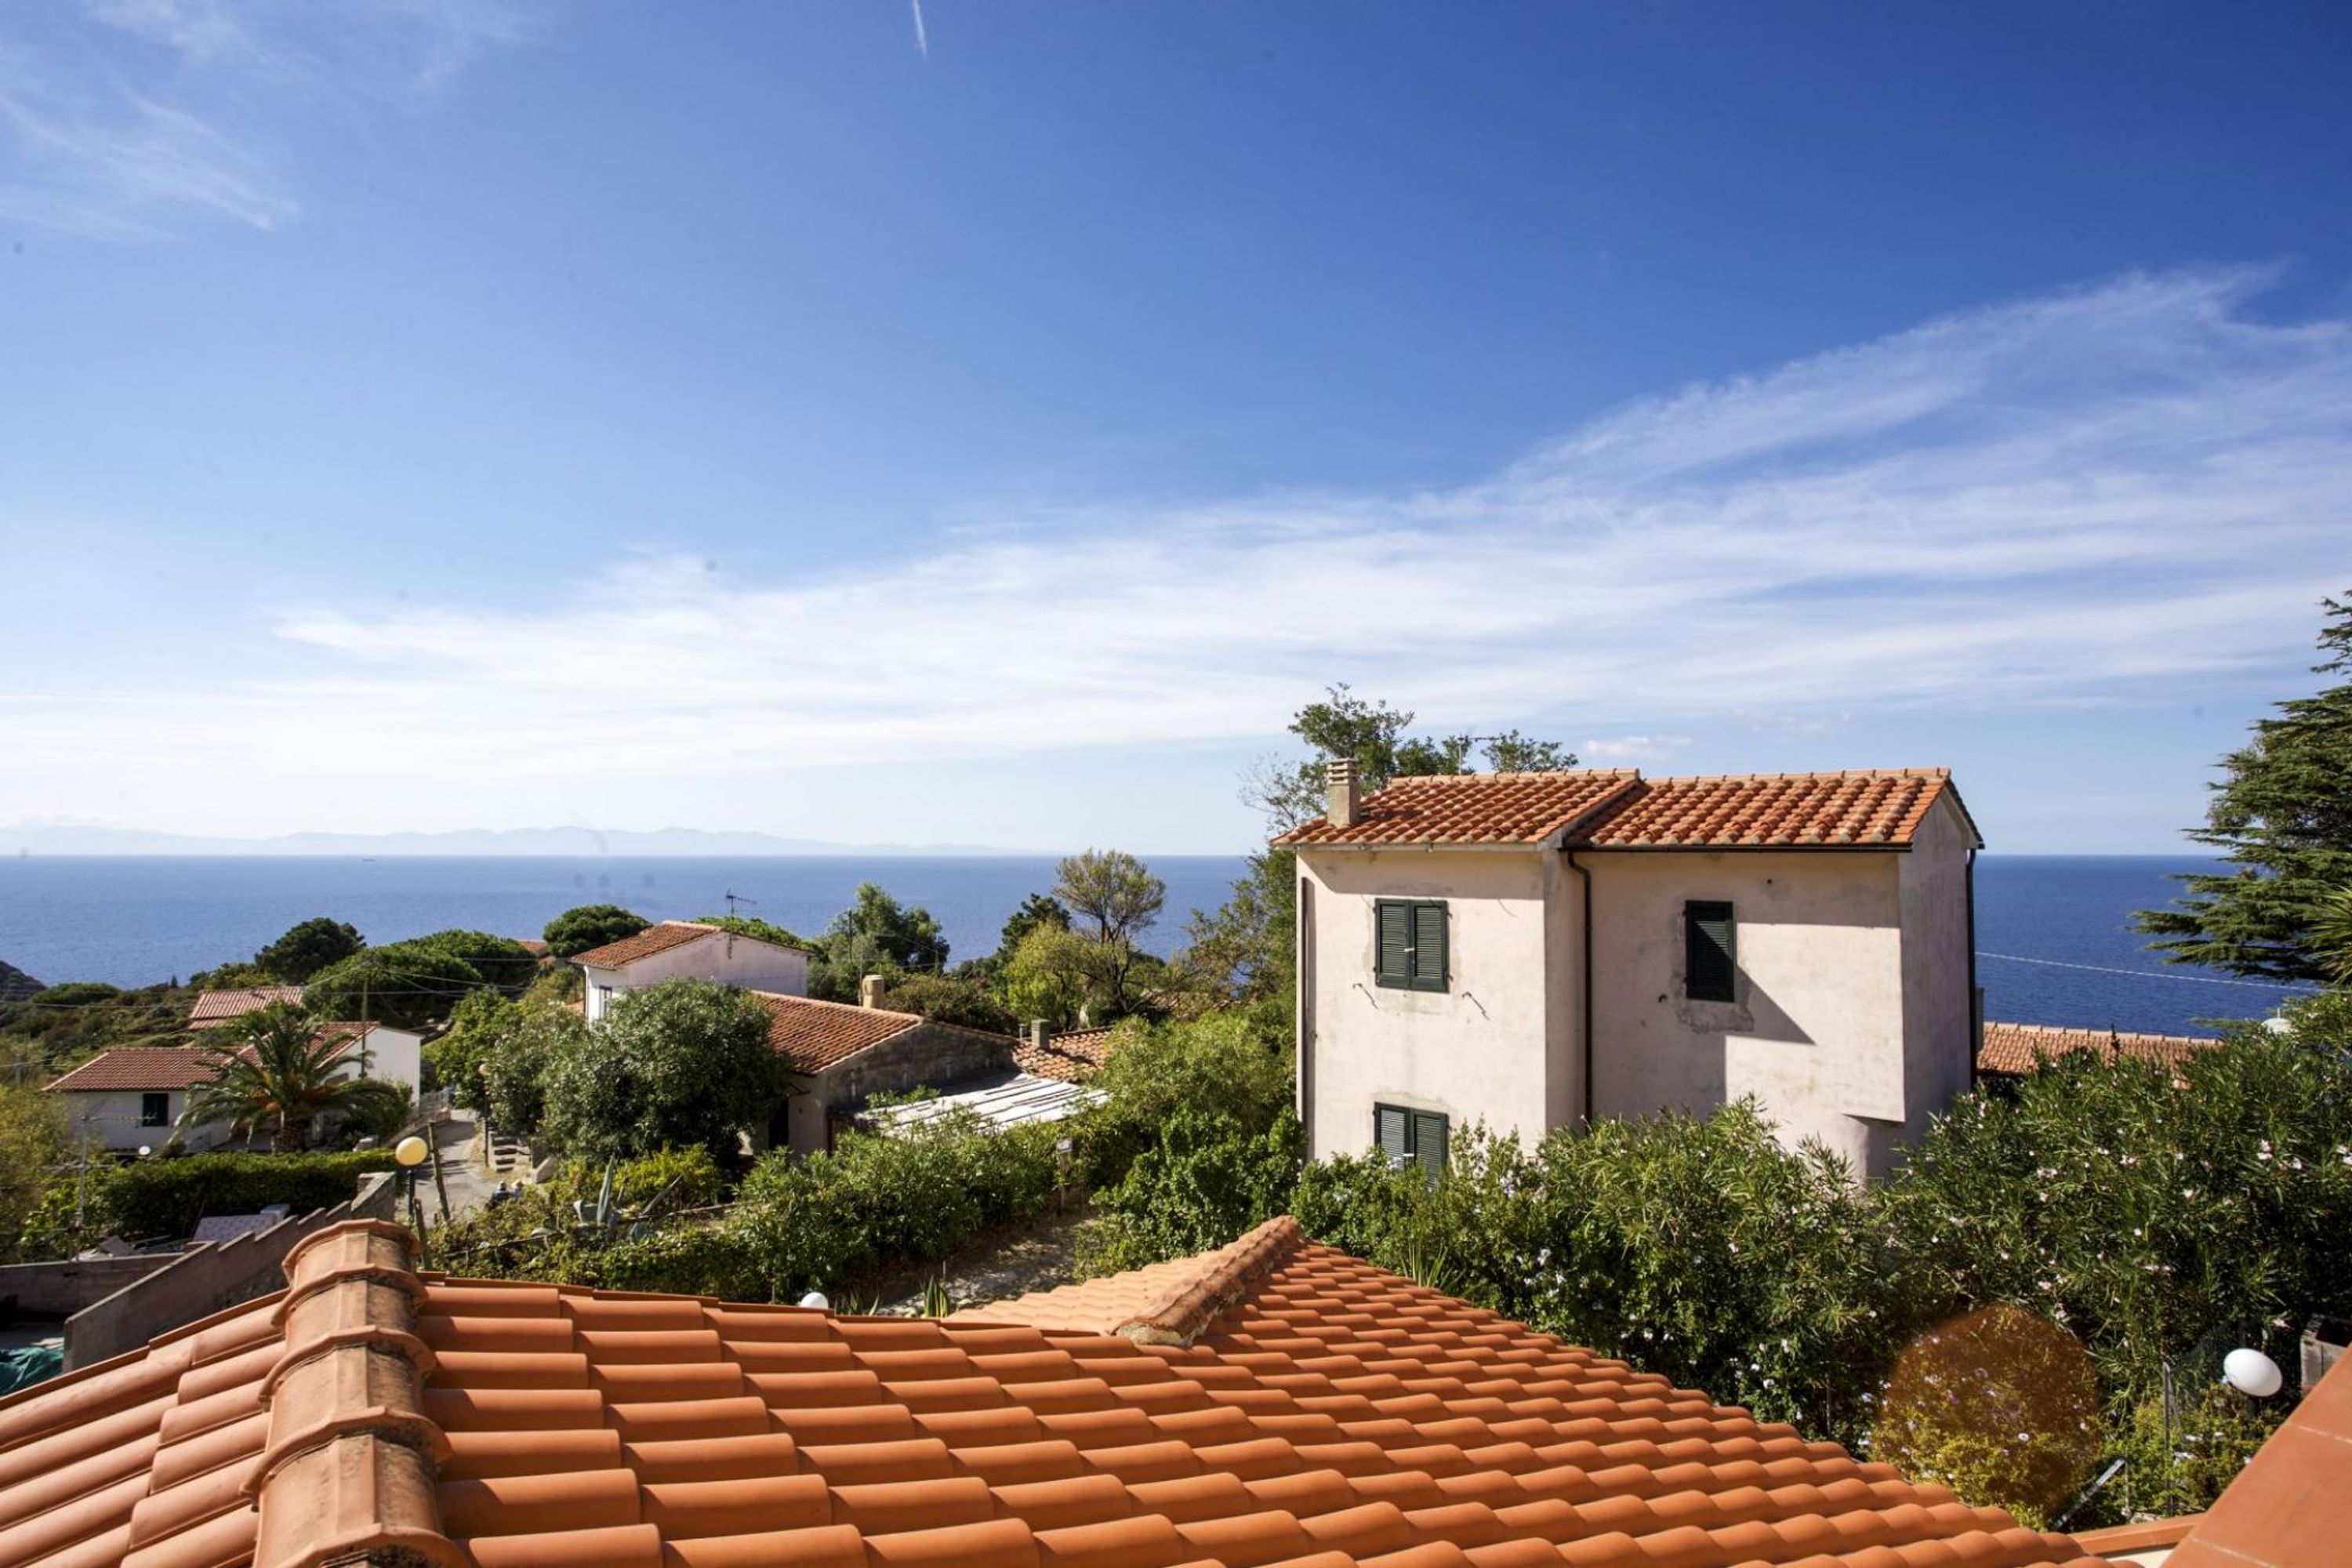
top-left (181, 1004), bottom-right (376, 1152)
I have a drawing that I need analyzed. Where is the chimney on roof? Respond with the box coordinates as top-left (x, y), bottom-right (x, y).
top-left (1029, 1019), bottom-right (1051, 1053)
top-left (1327, 756), bottom-right (1360, 828)
top-left (858, 974), bottom-right (885, 1009)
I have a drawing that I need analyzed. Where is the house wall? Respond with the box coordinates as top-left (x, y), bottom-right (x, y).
top-left (780, 1023), bottom-right (1016, 1156)
top-left (1582, 848), bottom-right (1908, 1176)
top-left (1296, 848), bottom-right (1563, 1163)
top-left (351, 1026), bottom-right (422, 1098)
top-left (1896, 798), bottom-right (1977, 1159)
top-left (58, 1090), bottom-right (231, 1153)
top-left (583, 933), bottom-right (809, 1023)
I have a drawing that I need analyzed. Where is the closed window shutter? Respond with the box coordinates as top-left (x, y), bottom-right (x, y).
top-left (1686, 901), bottom-right (1737, 1002)
top-left (1376, 1105), bottom-right (1410, 1164)
top-left (1411, 1110), bottom-right (1448, 1178)
top-left (1410, 903), bottom-right (1447, 992)
top-left (1375, 902), bottom-right (1413, 988)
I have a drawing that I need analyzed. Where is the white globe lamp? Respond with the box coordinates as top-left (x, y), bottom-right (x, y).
top-left (2222, 1347), bottom-right (2283, 1399)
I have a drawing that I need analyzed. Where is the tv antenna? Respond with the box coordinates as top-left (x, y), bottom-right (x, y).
top-left (724, 890), bottom-right (759, 919)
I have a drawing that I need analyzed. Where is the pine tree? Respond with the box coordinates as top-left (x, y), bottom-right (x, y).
top-left (2136, 594), bottom-right (2352, 982)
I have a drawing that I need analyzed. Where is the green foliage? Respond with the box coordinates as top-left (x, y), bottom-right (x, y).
top-left (730, 1113), bottom-right (1060, 1297)
top-left (999, 925), bottom-right (1093, 1029)
top-left (478, 996), bottom-right (586, 1135)
top-left (994, 894), bottom-right (1070, 963)
top-left (254, 917), bottom-right (365, 983)
top-left (807, 884), bottom-right (950, 998)
top-left (31, 982), bottom-right (121, 1007)
top-left (1178, 847), bottom-right (1297, 1007)
top-left (0, 1087), bottom-right (65, 1262)
top-left (304, 946), bottom-right (485, 1030)
top-left (424, 989), bottom-right (516, 1112)
top-left (543, 904), bottom-right (651, 960)
top-left (1245, 684), bottom-right (1578, 833)
top-left (1076, 1011), bottom-right (1296, 1189)
top-left (694, 914), bottom-right (819, 950)
top-left (2105, 1377), bottom-right (2288, 1522)
top-left (2138, 593), bottom-right (2352, 979)
top-left (52, 1149), bottom-right (395, 1244)
top-left (182, 1004), bottom-right (379, 1152)
top-left (2314, 884), bottom-right (2352, 985)
top-left (325, 1078), bottom-right (415, 1146)
top-left (1051, 849), bottom-right (1165, 1018)
top-left (543, 979), bottom-right (780, 1163)
top-left (880, 972), bottom-right (1016, 1034)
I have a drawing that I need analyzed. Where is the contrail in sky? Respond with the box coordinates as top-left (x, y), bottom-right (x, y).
top-left (910, 0), bottom-right (928, 60)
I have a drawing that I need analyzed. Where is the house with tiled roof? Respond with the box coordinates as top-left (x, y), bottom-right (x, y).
top-left (1977, 1021), bottom-right (2220, 1080)
top-left (1279, 764), bottom-right (1983, 1178)
top-left (46, 1021), bottom-right (425, 1153)
top-left (0, 1210), bottom-right (2183, 1568)
top-left (573, 922), bottom-right (811, 1024)
top-left (752, 990), bottom-right (1029, 1154)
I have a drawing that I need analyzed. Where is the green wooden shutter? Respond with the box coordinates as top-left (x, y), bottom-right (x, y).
top-left (1685, 901), bottom-right (1737, 1002)
top-left (1411, 1110), bottom-right (1449, 1178)
top-left (1375, 902), bottom-right (1413, 988)
top-left (1410, 902), bottom-right (1447, 992)
top-left (1376, 1105), bottom-right (1410, 1164)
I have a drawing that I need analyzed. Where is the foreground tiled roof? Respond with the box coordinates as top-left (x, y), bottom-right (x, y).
top-left (0, 1215), bottom-right (2119, 1568)
top-left (1977, 1021), bottom-right (2221, 1077)
top-left (187, 986), bottom-right (304, 1028)
top-left (2165, 1342), bottom-right (2351, 1567)
top-left (1279, 768), bottom-right (1977, 851)
top-left (45, 1045), bottom-right (222, 1092)
top-left (568, 922), bottom-right (723, 969)
top-left (1013, 1026), bottom-right (1120, 1084)
top-left (1276, 771), bottom-right (1640, 848)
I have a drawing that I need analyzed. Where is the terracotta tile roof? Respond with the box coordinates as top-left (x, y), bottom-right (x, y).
top-left (1012, 1026), bottom-right (1120, 1084)
top-left (1275, 770), bottom-right (1641, 848)
top-left (1573, 770), bottom-right (1973, 850)
top-left (0, 1214), bottom-right (2113, 1568)
top-left (1978, 1021), bottom-right (2222, 1077)
top-left (1278, 768), bottom-right (1979, 851)
top-left (187, 986), bottom-right (304, 1028)
top-left (45, 1046), bottom-right (223, 1092)
top-left (751, 993), bottom-right (1012, 1076)
top-left (568, 922), bottom-right (724, 969)
top-left (2166, 1346), bottom-right (2352, 1566)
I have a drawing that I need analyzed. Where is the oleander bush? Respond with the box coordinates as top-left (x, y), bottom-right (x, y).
top-left (20, 1149), bottom-right (397, 1253)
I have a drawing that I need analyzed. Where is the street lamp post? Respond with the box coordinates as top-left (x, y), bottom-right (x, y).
top-left (394, 1135), bottom-right (430, 1264)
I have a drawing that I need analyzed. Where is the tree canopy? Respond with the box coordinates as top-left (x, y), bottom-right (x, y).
top-left (543, 904), bottom-right (650, 960)
top-left (253, 917), bottom-right (365, 983)
top-left (1245, 684), bottom-right (1579, 833)
top-left (542, 978), bottom-right (780, 1163)
top-left (182, 1004), bottom-right (376, 1152)
top-left (2136, 593), bottom-right (2352, 981)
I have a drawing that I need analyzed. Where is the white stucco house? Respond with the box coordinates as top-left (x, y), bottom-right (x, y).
top-left (571, 921), bottom-right (811, 1024)
top-left (1280, 763), bottom-right (1982, 1180)
top-left (43, 1020), bottom-right (422, 1152)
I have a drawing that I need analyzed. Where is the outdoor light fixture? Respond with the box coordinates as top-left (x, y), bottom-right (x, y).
top-left (799, 1291), bottom-right (829, 1310)
top-left (2222, 1347), bottom-right (2284, 1399)
top-left (394, 1136), bottom-right (429, 1167)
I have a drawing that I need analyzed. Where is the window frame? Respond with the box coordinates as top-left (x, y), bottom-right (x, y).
top-left (1683, 899), bottom-right (1738, 1004)
top-left (1372, 898), bottom-right (1449, 993)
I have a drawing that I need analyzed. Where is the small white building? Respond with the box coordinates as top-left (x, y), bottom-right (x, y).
top-left (1283, 764), bottom-right (1982, 1180)
top-left (571, 921), bottom-right (811, 1024)
top-left (45, 1021), bottom-right (423, 1153)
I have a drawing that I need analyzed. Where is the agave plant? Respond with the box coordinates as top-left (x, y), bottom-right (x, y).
top-left (181, 1004), bottom-right (376, 1152)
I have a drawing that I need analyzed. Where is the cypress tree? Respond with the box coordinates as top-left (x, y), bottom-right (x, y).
top-left (2136, 594), bottom-right (2352, 982)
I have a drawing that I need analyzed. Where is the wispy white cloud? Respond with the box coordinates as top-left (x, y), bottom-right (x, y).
top-left (2, 268), bottom-right (2346, 834)
top-left (909, 0), bottom-right (928, 62)
top-left (0, 0), bottom-right (534, 240)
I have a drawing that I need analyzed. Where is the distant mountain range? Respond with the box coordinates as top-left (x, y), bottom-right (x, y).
top-left (0, 825), bottom-right (1022, 858)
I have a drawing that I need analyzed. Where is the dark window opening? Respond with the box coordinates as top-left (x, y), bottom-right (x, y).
top-left (1374, 1102), bottom-right (1450, 1179)
top-left (140, 1092), bottom-right (170, 1127)
top-left (1685, 900), bottom-right (1737, 1002)
top-left (1374, 899), bottom-right (1448, 992)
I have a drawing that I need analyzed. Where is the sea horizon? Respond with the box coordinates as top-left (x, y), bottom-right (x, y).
top-left (0, 851), bottom-right (2318, 1040)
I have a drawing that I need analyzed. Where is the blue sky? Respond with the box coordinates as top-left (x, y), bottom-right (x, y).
top-left (1, 2), bottom-right (2347, 855)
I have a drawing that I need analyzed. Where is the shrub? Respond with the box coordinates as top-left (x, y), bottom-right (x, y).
top-left (254, 918), bottom-right (365, 983)
top-left (45, 1150), bottom-right (400, 1242)
top-left (477, 996), bottom-right (585, 1134)
top-left (880, 973), bottom-right (1017, 1035)
top-left (29, 982), bottom-right (120, 1007)
top-left (543, 905), bottom-right (650, 960)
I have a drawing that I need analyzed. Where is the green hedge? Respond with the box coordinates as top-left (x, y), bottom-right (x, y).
top-left (108, 1150), bottom-right (396, 1239)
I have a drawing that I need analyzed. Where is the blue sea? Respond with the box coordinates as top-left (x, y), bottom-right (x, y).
top-left (0, 854), bottom-right (2315, 1037)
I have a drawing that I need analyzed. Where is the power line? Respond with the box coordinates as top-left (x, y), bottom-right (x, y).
top-left (1977, 951), bottom-right (2322, 992)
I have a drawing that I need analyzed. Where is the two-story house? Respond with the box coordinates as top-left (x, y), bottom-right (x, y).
top-left (570, 920), bottom-right (811, 1022)
top-left (1279, 763), bottom-right (1980, 1179)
